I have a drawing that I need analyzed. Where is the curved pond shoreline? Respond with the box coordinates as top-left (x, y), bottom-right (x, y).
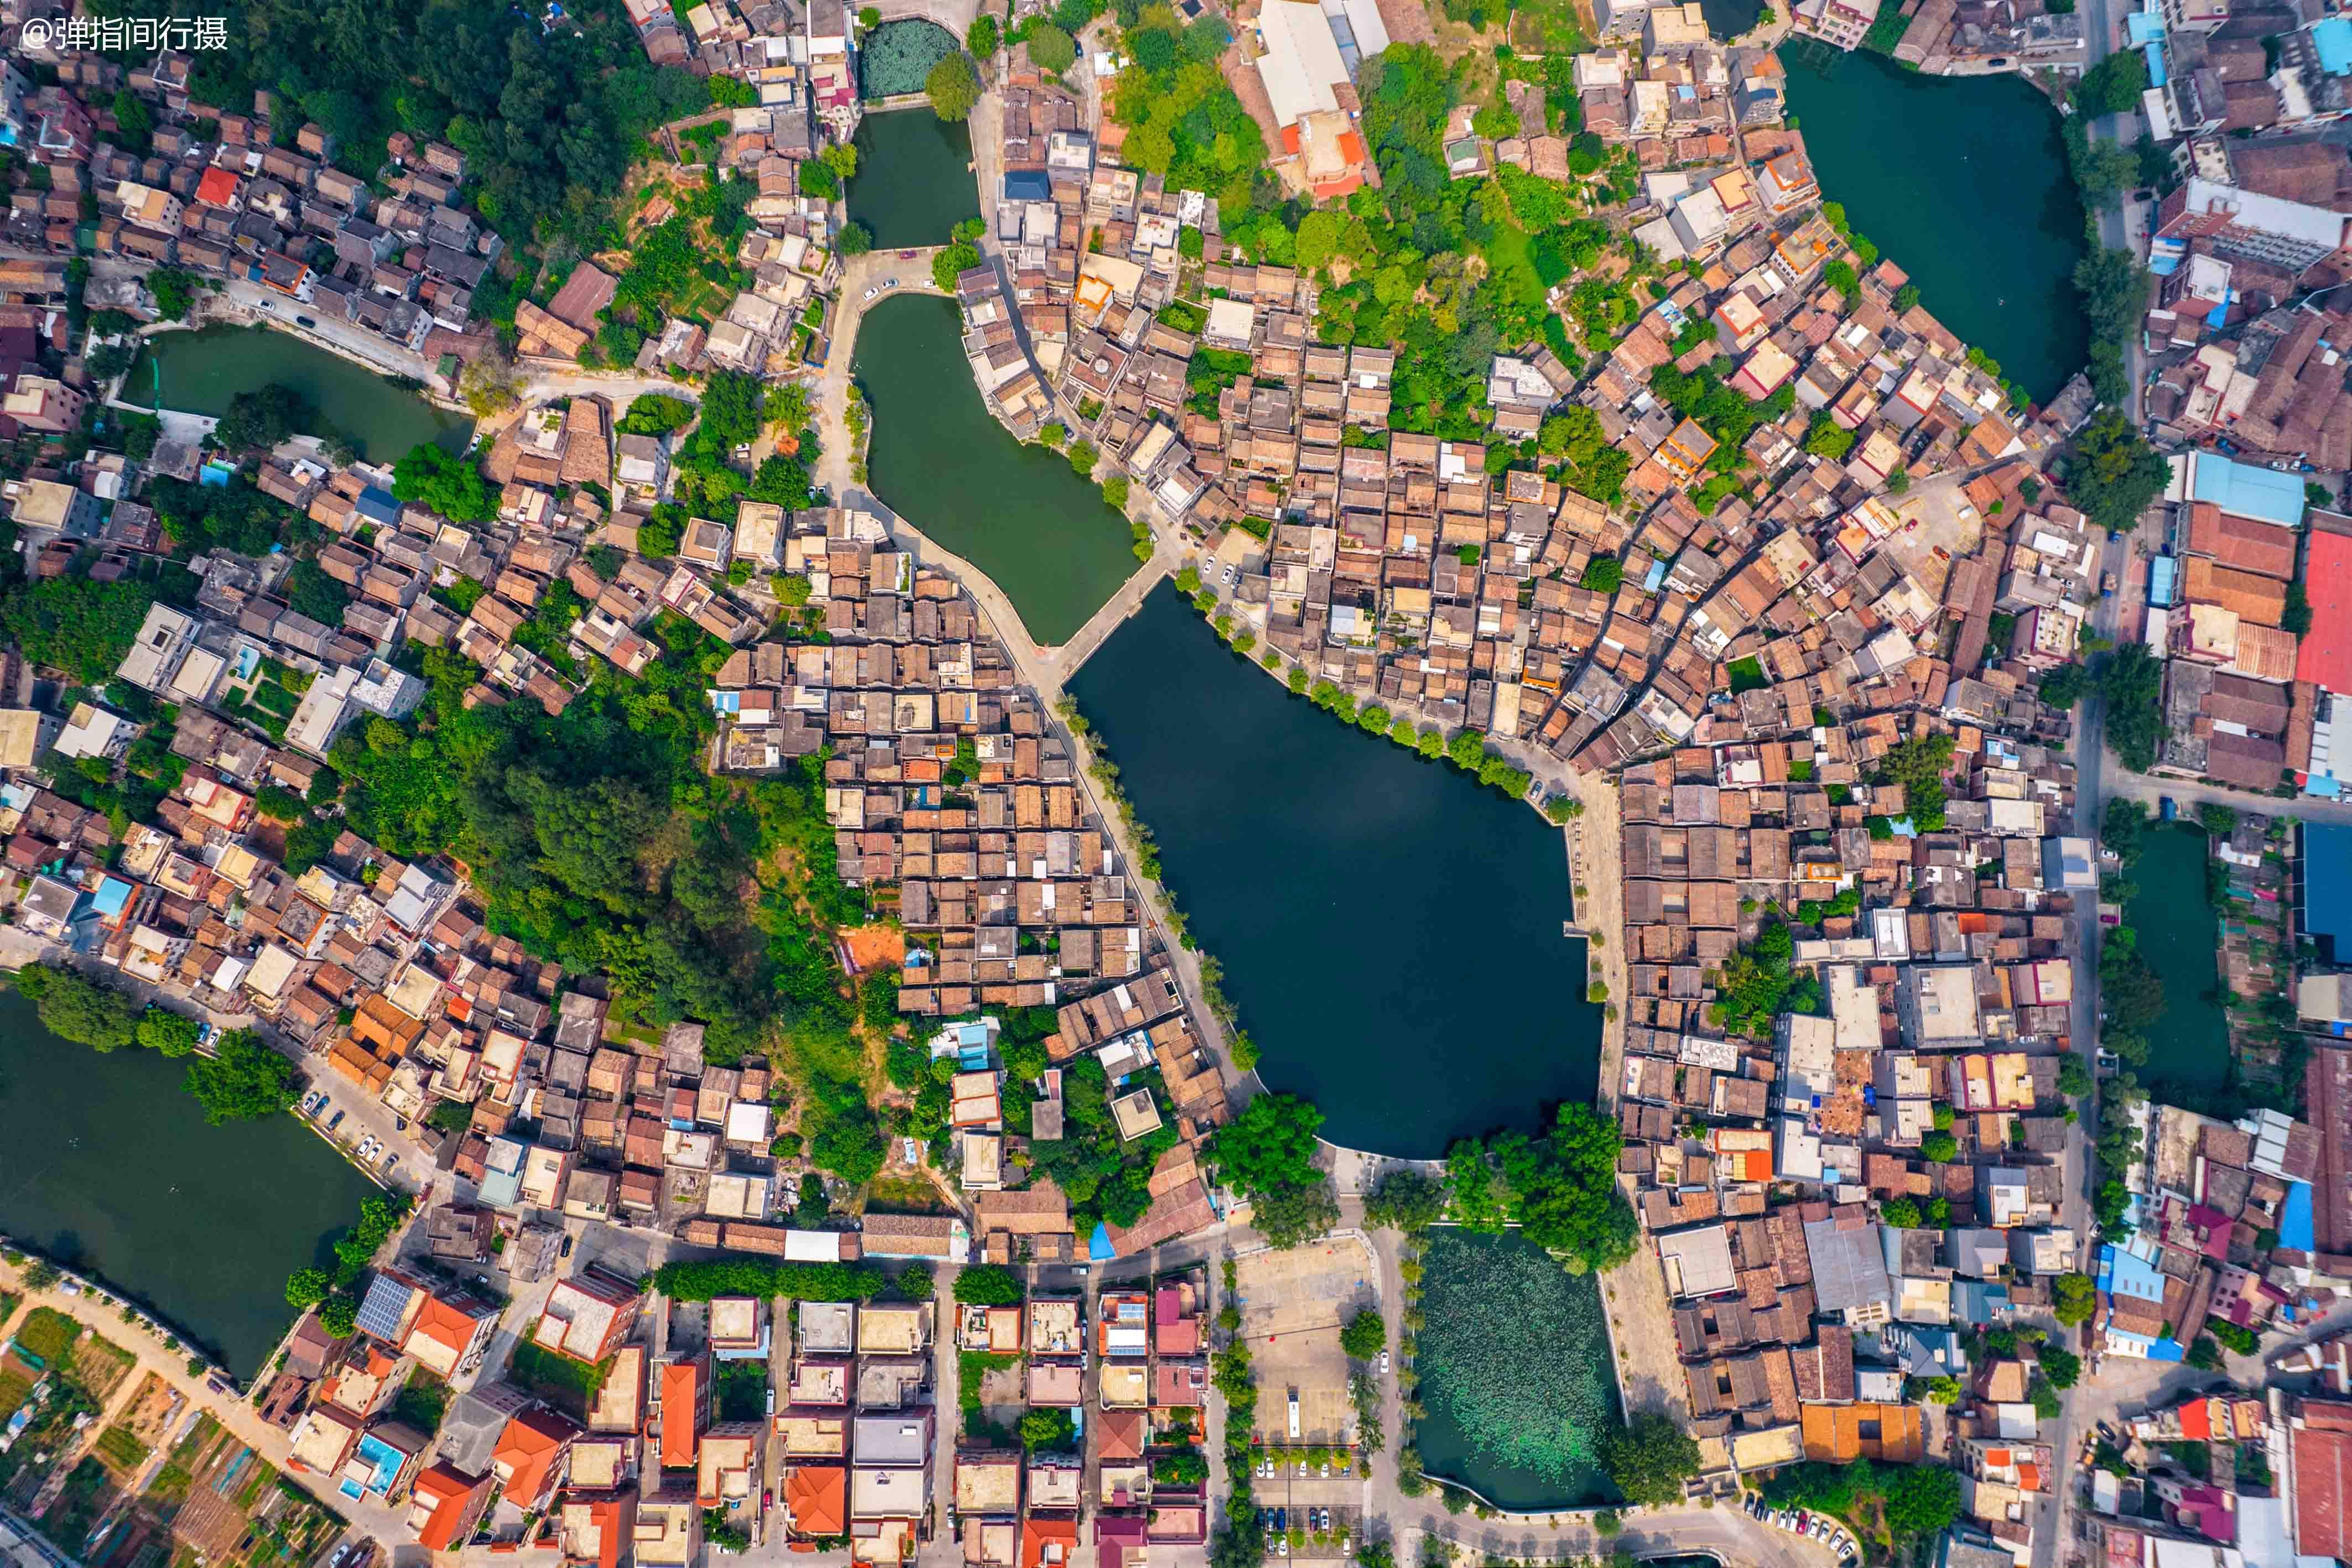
top-left (128, 324), bottom-right (473, 461)
top-left (1778, 47), bottom-right (2089, 404)
top-left (1068, 585), bottom-right (1602, 1158)
top-left (0, 989), bottom-right (379, 1379)
top-left (854, 293), bottom-right (1139, 645)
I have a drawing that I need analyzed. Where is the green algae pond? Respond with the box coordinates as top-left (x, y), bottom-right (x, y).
top-left (2125, 824), bottom-right (2230, 1096)
top-left (128, 324), bottom-right (472, 461)
top-left (1413, 1228), bottom-right (1620, 1509)
top-left (0, 988), bottom-right (378, 1378)
top-left (854, 293), bottom-right (1137, 644)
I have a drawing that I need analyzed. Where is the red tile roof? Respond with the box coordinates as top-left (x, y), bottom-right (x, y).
top-left (2297, 530), bottom-right (2352, 694)
top-left (1023, 1515), bottom-right (1080, 1568)
top-left (660, 1361), bottom-right (703, 1470)
top-left (409, 1462), bottom-right (485, 1551)
top-left (2298, 1416), bottom-right (2352, 1558)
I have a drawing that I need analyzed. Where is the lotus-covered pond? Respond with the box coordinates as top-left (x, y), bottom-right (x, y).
top-left (1412, 1228), bottom-right (1620, 1510)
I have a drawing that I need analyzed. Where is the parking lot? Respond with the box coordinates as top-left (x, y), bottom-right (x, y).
top-left (1250, 1480), bottom-right (1363, 1562)
top-left (1230, 1237), bottom-right (1378, 1449)
top-left (1744, 1491), bottom-right (1859, 1565)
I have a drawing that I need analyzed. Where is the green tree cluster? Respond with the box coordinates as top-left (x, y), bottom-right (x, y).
top-left (1029, 1055), bottom-right (1180, 1232)
top-left (1766, 1458), bottom-right (1962, 1541)
top-left (1597, 1412), bottom-right (1701, 1507)
top-left (953, 1264), bottom-right (1023, 1305)
top-left (1203, 1093), bottom-right (1340, 1250)
top-left (1442, 1103), bottom-right (1640, 1273)
top-left (1874, 732), bottom-right (1955, 832)
top-left (1713, 919), bottom-right (1822, 1036)
top-left (652, 1258), bottom-right (887, 1301)
top-left (0, 573), bottom-right (175, 682)
top-left (2065, 410), bottom-right (2169, 536)
top-left (391, 444), bottom-right (498, 524)
top-left (11, 965), bottom-right (143, 1049)
top-left (184, 1030), bottom-right (301, 1124)
top-left (927, 50), bottom-right (981, 121)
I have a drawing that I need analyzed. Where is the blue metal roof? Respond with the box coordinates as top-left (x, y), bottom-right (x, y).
top-left (2307, 823), bottom-right (2352, 952)
top-left (354, 486), bottom-right (402, 525)
top-left (2144, 40), bottom-right (2168, 86)
top-left (2314, 15), bottom-right (2352, 76)
top-left (2192, 452), bottom-right (2307, 528)
top-left (2149, 555), bottom-right (2178, 607)
top-left (1003, 170), bottom-right (1051, 202)
top-left (2126, 9), bottom-right (2165, 44)
top-left (2099, 1242), bottom-right (2167, 1304)
top-left (2282, 1180), bottom-right (2316, 1253)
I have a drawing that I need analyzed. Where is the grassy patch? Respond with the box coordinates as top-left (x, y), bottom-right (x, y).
top-left (1728, 655), bottom-right (1769, 694)
top-left (14, 1306), bottom-right (80, 1363)
top-left (714, 1360), bottom-right (768, 1424)
top-left (508, 1339), bottom-right (612, 1420)
top-left (865, 1176), bottom-right (949, 1213)
top-left (957, 1351), bottom-right (1018, 1425)
top-left (0, 1369), bottom-right (32, 1415)
top-left (232, 1462), bottom-right (273, 1510)
top-left (95, 1425), bottom-right (150, 1468)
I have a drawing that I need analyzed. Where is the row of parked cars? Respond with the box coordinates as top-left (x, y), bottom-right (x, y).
top-left (1745, 1492), bottom-right (1860, 1566)
top-left (1258, 1509), bottom-right (1346, 1559)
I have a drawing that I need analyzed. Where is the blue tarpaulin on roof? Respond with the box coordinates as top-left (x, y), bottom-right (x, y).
top-left (2126, 10), bottom-right (2165, 43)
top-left (1090, 1222), bottom-right (1115, 1261)
top-left (2145, 40), bottom-right (2168, 85)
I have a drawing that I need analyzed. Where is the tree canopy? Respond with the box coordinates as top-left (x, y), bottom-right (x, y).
top-left (1443, 1103), bottom-right (1639, 1273)
top-left (1204, 1093), bottom-right (1339, 1249)
top-left (392, 444), bottom-right (498, 524)
top-left (184, 1029), bottom-right (301, 1124)
top-left (927, 50), bottom-right (981, 121)
top-left (12, 964), bottom-right (143, 1049)
top-left (2065, 410), bottom-right (2169, 536)
top-left (1597, 1412), bottom-right (1701, 1507)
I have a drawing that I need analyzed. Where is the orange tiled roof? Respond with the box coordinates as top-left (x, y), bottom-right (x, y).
top-left (785, 1465), bottom-right (846, 1536)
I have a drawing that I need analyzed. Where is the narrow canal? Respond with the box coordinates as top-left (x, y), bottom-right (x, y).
top-left (0, 991), bottom-right (378, 1379)
top-left (1067, 585), bottom-right (1602, 1157)
top-left (854, 293), bottom-right (1137, 645)
top-left (846, 110), bottom-right (982, 250)
top-left (129, 325), bottom-right (472, 462)
top-left (1778, 48), bottom-right (2089, 405)
top-left (2124, 824), bottom-right (2231, 1096)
